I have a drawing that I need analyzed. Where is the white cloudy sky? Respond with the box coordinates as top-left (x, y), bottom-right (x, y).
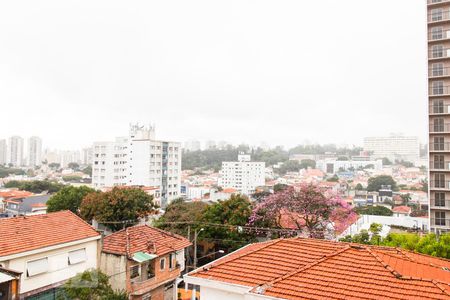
top-left (0, 0), bottom-right (427, 149)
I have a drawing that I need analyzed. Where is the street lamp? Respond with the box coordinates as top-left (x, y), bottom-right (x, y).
top-left (196, 250), bottom-right (225, 261)
top-left (193, 228), bottom-right (204, 270)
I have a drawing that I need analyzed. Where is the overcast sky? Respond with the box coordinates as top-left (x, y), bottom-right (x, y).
top-left (0, 0), bottom-right (427, 150)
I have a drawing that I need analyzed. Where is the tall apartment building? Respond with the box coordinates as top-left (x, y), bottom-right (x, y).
top-left (27, 136), bottom-right (42, 167)
top-left (428, 0), bottom-right (450, 233)
top-left (0, 139), bottom-right (6, 166)
top-left (92, 124), bottom-right (181, 207)
top-left (218, 153), bottom-right (265, 195)
top-left (7, 136), bottom-right (24, 167)
top-left (81, 147), bottom-right (93, 165)
top-left (363, 135), bottom-right (420, 163)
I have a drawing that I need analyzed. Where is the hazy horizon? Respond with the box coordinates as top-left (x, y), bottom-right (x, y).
top-left (0, 0), bottom-right (428, 149)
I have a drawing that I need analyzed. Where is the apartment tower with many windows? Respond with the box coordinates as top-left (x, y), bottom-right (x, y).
top-left (428, 0), bottom-right (450, 232)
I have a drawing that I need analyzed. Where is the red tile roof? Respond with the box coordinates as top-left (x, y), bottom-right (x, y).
top-left (102, 225), bottom-right (191, 258)
top-left (189, 238), bottom-right (450, 299)
top-left (392, 205), bottom-right (412, 214)
top-left (0, 211), bottom-right (100, 258)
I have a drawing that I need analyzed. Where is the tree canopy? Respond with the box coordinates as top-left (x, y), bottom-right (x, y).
top-left (47, 186), bottom-right (96, 215)
top-left (80, 187), bottom-right (156, 231)
top-left (367, 175), bottom-right (397, 192)
top-left (249, 185), bottom-right (356, 238)
top-left (355, 205), bottom-right (393, 216)
top-left (4, 180), bottom-right (65, 193)
top-left (0, 166), bottom-right (25, 178)
top-left (61, 269), bottom-right (127, 300)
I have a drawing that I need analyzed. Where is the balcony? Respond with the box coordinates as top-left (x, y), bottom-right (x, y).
top-left (430, 143), bottom-right (450, 151)
top-left (430, 180), bottom-right (450, 190)
top-left (430, 199), bottom-right (450, 209)
top-left (429, 0), bottom-right (450, 6)
top-left (428, 31), bottom-right (450, 42)
top-left (429, 104), bottom-right (450, 114)
top-left (430, 161), bottom-right (450, 170)
top-left (428, 10), bottom-right (450, 24)
top-left (429, 123), bottom-right (450, 133)
top-left (430, 218), bottom-right (450, 228)
top-left (429, 85), bottom-right (450, 96)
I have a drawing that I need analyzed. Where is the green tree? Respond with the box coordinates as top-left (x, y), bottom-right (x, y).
top-left (62, 175), bottom-right (83, 182)
top-left (48, 163), bottom-right (61, 170)
top-left (200, 194), bottom-right (254, 249)
top-left (68, 162), bottom-right (80, 170)
top-left (382, 157), bottom-right (392, 165)
top-left (47, 186), bottom-right (96, 215)
top-left (155, 198), bottom-right (208, 236)
top-left (0, 166), bottom-right (25, 178)
top-left (61, 269), bottom-right (127, 300)
top-left (82, 166), bottom-right (92, 176)
top-left (273, 183), bottom-right (288, 193)
top-left (355, 183), bottom-right (364, 191)
top-left (80, 187), bottom-right (156, 231)
top-left (4, 180), bottom-right (64, 193)
top-left (367, 175), bottom-right (397, 192)
top-left (277, 160), bottom-right (301, 175)
top-left (355, 206), bottom-right (393, 216)
top-left (299, 159), bottom-right (316, 169)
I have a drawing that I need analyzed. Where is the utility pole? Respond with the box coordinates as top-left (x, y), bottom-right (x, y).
top-left (193, 228), bottom-right (198, 270)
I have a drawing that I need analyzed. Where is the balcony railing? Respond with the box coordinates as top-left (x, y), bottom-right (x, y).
top-left (429, 10), bottom-right (450, 23)
top-left (430, 218), bottom-right (450, 227)
top-left (430, 180), bottom-right (450, 189)
top-left (429, 31), bottom-right (450, 41)
top-left (430, 85), bottom-right (450, 96)
top-left (430, 143), bottom-right (450, 151)
top-left (430, 199), bottom-right (450, 208)
top-left (430, 161), bottom-right (450, 170)
top-left (430, 124), bottom-right (450, 132)
top-left (430, 104), bottom-right (450, 114)
top-left (429, 0), bottom-right (450, 5)
top-left (429, 48), bottom-right (450, 60)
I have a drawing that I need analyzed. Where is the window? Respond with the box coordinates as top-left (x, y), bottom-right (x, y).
top-left (435, 211), bottom-right (446, 226)
top-left (434, 117), bottom-right (445, 132)
top-left (147, 262), bottom-right (155, 279)
top-left (432, 63), bottom-right (444, 77)
top-left (434, 136), bottom-right (445, 151)
top-left (68, 248), bottom-right (86, 265)
top-left (433, 99), bottom-right (445, 113)
top-left (142, 294), bottom-right (151, 300)
top-left (435, 192), bottom-right (446, 207)
top-left (435, 173), bottom-right (446, 188)
top-left (130, 265), bottom-right (140, 279)
top-left (160, 258), bottom-right (165, 271)
top-left (433, 81), bottom-right (444, 95)
top-left (432, 27), bottom-right (444, 40)
top-left (27, 258), bottom-right (49, 277)
top-left (169, 253), bottom-right (174, 269)
top-left (431, 8), bottom-right (444, 22)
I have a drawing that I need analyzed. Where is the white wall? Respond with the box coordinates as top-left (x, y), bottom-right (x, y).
top-left (201, 286), bottom-right (246, 300)
top-left (1, 239), bottom-right (99, 294)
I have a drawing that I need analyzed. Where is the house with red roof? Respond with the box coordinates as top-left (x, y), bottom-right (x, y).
top-left (184, 238), bottom-right (450, 300)
top-left (100, 224), bottom-right (191, 300)
top-left (392, 205), bottom-right (412, 217)
top-left (0, 211), bottom-right (101, 299)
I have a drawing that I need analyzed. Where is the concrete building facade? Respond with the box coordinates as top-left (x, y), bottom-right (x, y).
top-left (218, 154), bottom-right (265, 195)
top-left (27, 136), bottom-right (42, 167)
top-left (92, 124), bottom-right (181, 207)
top-left (6, 136), bottom-right (23, 167)
top-left (363, 135), bottom-right (420, 163)
top-left (0, 139), bottom-right (7, 166)
top-left (428, 0), bottom-right (450, 233)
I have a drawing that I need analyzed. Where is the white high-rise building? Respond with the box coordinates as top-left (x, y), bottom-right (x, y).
top-left (363, 135), bottom-right (420, 163)
top-left (204, 140), bottom-right (216, 150)
top-left (27, 136), bottom-right (42, 167)
top-left (92, 124), bottom-right (182, 207)
top-left (81, 147), bottom-right (93, 165)
top-left (218, 153), bottom-right (265, 195)
top-left (0, 139), bottom-right (6, 166)
top-left (7, 136), bottom-right (24, 167)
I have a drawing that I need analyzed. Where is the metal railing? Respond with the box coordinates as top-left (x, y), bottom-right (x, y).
top-left (429, 104), bottom-right (450, 114)
top-left (430, 199), bottom-right (450, 208)
top-left (429, 67), bottom-right (450, 78)
top-left (430, 143), bottom-right (450, 151)
top-left (430, 124), bottom-right (450, 132)
top-left (430, 161), bottom-right (450, 170)
top-left (430, 218), bottom-right (450, 227)
top-left (429, 0), bottom-right (450, 5)
top-left (429, 85), bottom-right (450, 95)
top-left (428, 10), bottom-right (450, 23)
top-left (430, 180), bottom-right (450, 189)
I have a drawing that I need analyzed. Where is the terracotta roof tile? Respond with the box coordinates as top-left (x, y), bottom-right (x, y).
top-left (0, 211), bottom-right (100, 258)
top-left (189, 238), bottom-right (450, 299)
top-left (102, 225), bottom-right (191, 258)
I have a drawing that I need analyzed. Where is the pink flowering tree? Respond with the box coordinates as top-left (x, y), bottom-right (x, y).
top-left (248, 184), bottom-right (356, 238)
